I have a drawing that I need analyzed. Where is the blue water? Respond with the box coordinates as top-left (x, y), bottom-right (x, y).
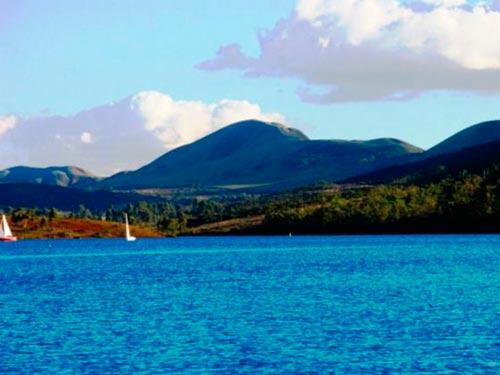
top-left (1, 235), bottom-right (500, 374)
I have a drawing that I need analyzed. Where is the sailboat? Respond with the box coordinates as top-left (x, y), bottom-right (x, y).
top-left (0, 214), bottom-right (17, 242)
top-left (124, 213), bottom-right (136, 241)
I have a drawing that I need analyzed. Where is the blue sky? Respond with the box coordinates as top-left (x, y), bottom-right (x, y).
top-left (0, 0), bottom-right (295, 114)
top-left (0, 0), bottom-right (499, 175)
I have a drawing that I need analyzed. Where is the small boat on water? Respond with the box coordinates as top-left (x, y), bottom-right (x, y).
top-left (0, 214), bottom-right (17, 242)
top-left (124, 213), bottom-right (136, 242)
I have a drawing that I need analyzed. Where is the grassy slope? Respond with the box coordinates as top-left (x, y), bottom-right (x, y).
top-left (9, 217), bottom-right (162, 239)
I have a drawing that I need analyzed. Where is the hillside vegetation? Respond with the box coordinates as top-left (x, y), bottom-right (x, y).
top-left (8, 216), bottom-right (162, 239)
top-left (4, 168), bottom-right (500, 237)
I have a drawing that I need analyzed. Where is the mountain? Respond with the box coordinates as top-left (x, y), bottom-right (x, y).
top-left (347, 120), bottom-right (500, 184)
top-left (101, 120), bottom-right (423, 190)
top-left (0, 166), bottom-right (100, 188)
top-left (425, 120), bottom-right (500, 158)
top-left (0, 183), bottom-right (161, 212)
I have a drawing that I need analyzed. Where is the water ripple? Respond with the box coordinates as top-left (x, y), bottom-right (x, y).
top-left (1, 235), bottom-right (500, 373)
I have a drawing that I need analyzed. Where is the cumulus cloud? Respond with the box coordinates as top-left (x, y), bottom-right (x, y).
top-left (198, 0), bottom-right (500, 103)
top-left (0, 92), bottom-right (286, 176)
top-left (0, 115), bottom-right (17, 137)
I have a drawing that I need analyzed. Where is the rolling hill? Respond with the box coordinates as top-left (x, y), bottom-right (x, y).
top-left (3, 119), bottom-right (500, 195)
top-left (101, 120), bottom-right (423, 190)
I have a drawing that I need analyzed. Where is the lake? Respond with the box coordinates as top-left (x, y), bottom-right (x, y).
top-left (1, 235), bottom-right (500, 374)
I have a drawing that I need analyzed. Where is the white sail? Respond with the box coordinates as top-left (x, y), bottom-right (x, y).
top-left (125, 214), bottom-right (136, 241)
top-left (2, 215), bottom-right (12, 237)
top-left (125, 214), bottom-right (130, 237)
top-left (0, 216), bottom-right (5, 238)
top-left (0, 214), bottom-right (16, 241)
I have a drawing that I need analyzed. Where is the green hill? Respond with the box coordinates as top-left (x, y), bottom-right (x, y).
top-left (426, 120), bottom-right (500, 158)
top-left (102, 120), bottom-right (423, 190)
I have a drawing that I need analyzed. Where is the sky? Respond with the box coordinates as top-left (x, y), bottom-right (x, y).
top-left (0, 0), bottom-right (499, 176)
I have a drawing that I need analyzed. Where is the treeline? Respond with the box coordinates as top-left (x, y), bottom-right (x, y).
top-left (262, 175), bottom-right (500, 234)
top-left (2, 189), bottom-right (324, 236)
top-left (4, 171), bottom-right (500, 235)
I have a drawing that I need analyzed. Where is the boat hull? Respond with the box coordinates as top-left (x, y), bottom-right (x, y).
top-left (0, 237), bottom-right (17, 242)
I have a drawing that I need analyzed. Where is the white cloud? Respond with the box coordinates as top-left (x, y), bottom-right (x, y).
top-left (295, 0), bottom-right (500, 69)
top-left (211, 99), bottom-right (285, 129)
top-left (198, 0), bottom-right (500, 103)
top-left (296, 0), bottom-right (411, 45)
top-left (0, 92), bottom-right (287, 176)
top-left (0, 115), bottom-right (17, 138)
top-left (131, 91), bottom-right (285, 149)
top-left (80, 131), bottom-right (93, 143)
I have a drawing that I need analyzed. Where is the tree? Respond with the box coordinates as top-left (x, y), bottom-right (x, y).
top-left (48, 207), bottom-right (59, 221)
top-left (77, 204), bottom-right (92, 219)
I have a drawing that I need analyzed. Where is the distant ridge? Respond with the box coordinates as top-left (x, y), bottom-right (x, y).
top-left (0, 183), bottom-right (160, 211)
top-left (0, 166), bottom-right (100, 188)
top-left (347, 120), bottom-right (500, 184)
